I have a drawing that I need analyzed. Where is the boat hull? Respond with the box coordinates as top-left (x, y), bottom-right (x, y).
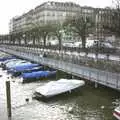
top-left (113, 106), bottom-right (120, 120)
top-left (113, 112), bottom-right (120, 120)
top-left (11, 66), bottom-right (43, 77)
top-left (33, 86), bottom-right (83, 101)
top-left (21, 71), bottom-right (56, 83)
top-left (34, 79), bottom-right (85, 100)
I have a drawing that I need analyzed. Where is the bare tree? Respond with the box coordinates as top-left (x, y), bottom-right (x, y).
top-left (64, 15), bottom-right (94, 49)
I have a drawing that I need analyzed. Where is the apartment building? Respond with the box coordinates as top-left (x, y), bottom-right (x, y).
top-left (9, 1), bottom-right (115, 43)
top-left (9, 1), bottom-right (95, 32)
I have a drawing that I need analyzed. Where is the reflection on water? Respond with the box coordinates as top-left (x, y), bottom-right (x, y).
top-left (0, 68), bottom-right (119, 120)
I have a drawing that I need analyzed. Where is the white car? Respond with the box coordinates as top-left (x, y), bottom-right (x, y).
top-left (62, 42), bottom-right (74, 47)
top-left (91, 41), bottom-right (114, 48)
top-left (48, 40), bottom-right (58, 45)
top-left (73, 42), bottom-right (82, 48)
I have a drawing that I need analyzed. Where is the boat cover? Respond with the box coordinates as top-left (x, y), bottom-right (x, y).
top-left (21, 71), bottom-right (56, 79)
top-left (7, 62), bottom-right (31, 69)
top-left (13, 64), bottom-right (39, 71)
top-left (13, 66), bottom-right (43, 73)
top-left (35, 79), bottom-right (85, 97)
top-left (2, 59), bottom-right (20, 65)
top-left (0, 56), bottom-right (16, 61)
top-left (6, 60), bottom-right (28, 67)
top-left (8, 64), bottom-right (39, 73)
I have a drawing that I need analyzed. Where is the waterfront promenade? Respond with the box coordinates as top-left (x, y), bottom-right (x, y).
top-left (0, 45), bottom-right (120, 91)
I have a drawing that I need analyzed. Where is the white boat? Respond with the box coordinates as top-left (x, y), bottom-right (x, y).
top-left (113, 106), bottom-right (120, 120)
top-left (34, 79), bottom-right (85, 98)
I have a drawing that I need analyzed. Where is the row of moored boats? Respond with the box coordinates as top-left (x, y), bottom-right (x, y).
top-left (0, 54), bottom-right (85, 99)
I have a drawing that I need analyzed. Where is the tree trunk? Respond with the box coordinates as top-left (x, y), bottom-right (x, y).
top-left (24, 37), bottom-right (27, 45)
top-left (58, 38), bottom-right (62, 51)
top-left (13, 39), bottom-right (15, 44)
top-left (81, 35), bottom-right (86, 49)
top-left (18, 38), bottom-right (21, 45)
top-left (43, 36), bottom-right (46, 47)
top-left (33, 36), bottom-right (35, 46)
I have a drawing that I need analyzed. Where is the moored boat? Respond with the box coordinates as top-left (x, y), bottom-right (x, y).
top-left (8, 63), bottom-right (39, 73)
top-left (1, 59), bottom-right (21, 69)
top-left (33, 79), bottom-right (85, 99)
top-left (113, 106), bottom-right (120, 120)
top-left (11, 66), bottom-right (43, 77)
top-left (6, 60), bottom-right (31, 70)
top-left (0, 55), bottom-right (16, 61)
top-left (21, 70), bottom-right (57, 83)
top-left (1, 58), bottom-right (20, 67)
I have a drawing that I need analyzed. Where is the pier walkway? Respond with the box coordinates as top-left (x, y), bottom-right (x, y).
top-left (0, 45), bottom-right (120, 91)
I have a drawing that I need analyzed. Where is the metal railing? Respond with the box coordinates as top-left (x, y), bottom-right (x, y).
top-left (0, 45), bottom-right (120, 90)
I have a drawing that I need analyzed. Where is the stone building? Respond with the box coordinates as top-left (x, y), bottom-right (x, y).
top-left (9, 1), bottom-right (116, 44)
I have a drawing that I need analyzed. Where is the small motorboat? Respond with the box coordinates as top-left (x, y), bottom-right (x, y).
top-left (1, 59), bottom-right (22, 69)
top-left (1, 58), bottom-right (20, 67)
top-left (4, 60), bottom-right (24, 69)
top-left (21, 70), bottom-right (56, 83)
top-left (6, 60), bottom-right (31, 70)
top-left (8, 63), bottom-right (39, 73)
top-left (113, 106), bottom-right (120, 120)
top-left (33, 79), bottom-right (85, 98)
top-left (11, 66), bottom-right (43, 77)
top-left (0, 55), bottom-right (16, 61)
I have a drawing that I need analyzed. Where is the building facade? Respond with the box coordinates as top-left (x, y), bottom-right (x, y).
top-left (9, 2), bottom-right (81, 33)
top-left (9, 1), bottom-right (116, 43)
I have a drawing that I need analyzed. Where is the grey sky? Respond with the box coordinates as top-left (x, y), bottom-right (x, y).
top-left (0, 0), bottom-right (112, 34)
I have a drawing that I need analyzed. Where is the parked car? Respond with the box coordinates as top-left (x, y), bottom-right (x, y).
top-left (91, 41), bottom-right (114, 48)
top-left (86, 40), bottom-right (97, 48)
top-left (62, 42), bottom-right (74, 47)
top-left (48, 40), bottom-right (58, 46)
top-left (73, 42), bottom-right (82, 48)
top-left (91, 41), bottom-right (116, 53)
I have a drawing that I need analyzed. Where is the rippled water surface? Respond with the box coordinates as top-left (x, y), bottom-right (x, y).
top-left (0, 68), bottom-right (120, 120)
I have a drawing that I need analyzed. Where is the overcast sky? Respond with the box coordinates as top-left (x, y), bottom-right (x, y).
top-left (0, 0), bottom-right (113, 34)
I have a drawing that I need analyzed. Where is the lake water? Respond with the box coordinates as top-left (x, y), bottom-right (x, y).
top-left (0, 67), bottom-right (120, 120)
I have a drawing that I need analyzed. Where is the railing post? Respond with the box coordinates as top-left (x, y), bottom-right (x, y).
top-left (106, 72), bottom-right (108, 85)
top-left (82, 69), bottom-right (84, 78)
top-left (89, 70), bottom-right (91, 80)
top-left (95, 70), bottom-right (99, 88)
top-left (116, 74), bottom-right (119, 89)
top-left (97, 70), bottom-right (99, 82)
top-left (95, 82), bottom-right (98, 88)
top-left (56, 70), bottom-right (58, 80)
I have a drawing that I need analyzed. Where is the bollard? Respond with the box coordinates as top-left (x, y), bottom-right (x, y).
top-left (6, 81), bottom-right (12, 117)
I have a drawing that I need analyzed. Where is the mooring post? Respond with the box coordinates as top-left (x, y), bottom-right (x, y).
top-left (6, 81), bottom-right (12, 117)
